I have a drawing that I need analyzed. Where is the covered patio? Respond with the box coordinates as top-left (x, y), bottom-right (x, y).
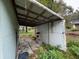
top-left (0, 0), bottom-right (66, 59)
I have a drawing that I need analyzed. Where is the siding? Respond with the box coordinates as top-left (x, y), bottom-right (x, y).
top-left (36, 20), bottom-right (67, 51)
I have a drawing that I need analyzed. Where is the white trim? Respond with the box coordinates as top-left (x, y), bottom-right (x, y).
top-left (29, 0), bottom-right (64, 20)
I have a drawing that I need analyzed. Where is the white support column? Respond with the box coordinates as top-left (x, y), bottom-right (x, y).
top-left (49, 20), bottom-right (67, 51)
top-left (0, 0), bottom-right (17, 59)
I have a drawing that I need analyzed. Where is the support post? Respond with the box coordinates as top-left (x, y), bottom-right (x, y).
top-left (49, 20), bottom-right (67, 51)
top-left (26, 26), bottom-right (27, 32)
top-left (0, 0), bottom-right (17, 59)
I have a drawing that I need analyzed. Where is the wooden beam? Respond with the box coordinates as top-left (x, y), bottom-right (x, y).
top-left (17, 13), bottom-right (46, 23)
top-left (18, 19), bottom-right (36, 26)
top-left (34, 10), bottom-right (46, 20)
top-left (16, 4), bottom-right (25, 10)
top-left (14, 4), bottom-right (62, 26)
top-left (27, 9), bottom-right (48, 19)
top-left (35, 18), bottom-right (61, 26)
top-left (48, 14), bottom-right (55, 19)
top-left (26, 3), bottom-right (33, 16)
top-left (17, 16), bottom-right (36, 23)
top-left (17, 13), bottom-right (40, 22)
top-left (17, 13), bottom-right (58, 25)
top-left (17, 16), bottom-right (43, 25)
top-left (16, 5), bottom-right (58, 22)
top-left (16, 4), bottom-right (48, 19)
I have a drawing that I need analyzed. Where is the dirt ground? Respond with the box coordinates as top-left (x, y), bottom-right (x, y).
top-left (66, 31), bottom-right (79, 43)
top-left (17, 34), bottom-right (41, 59)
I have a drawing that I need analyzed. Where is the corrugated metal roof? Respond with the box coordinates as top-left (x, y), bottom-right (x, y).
top-left (14, 0), bottom-right (64, 26)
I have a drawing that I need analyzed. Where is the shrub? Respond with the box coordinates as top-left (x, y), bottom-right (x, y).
top-left (69, 45), bottom-right (79, 56)
top-left (68, 41), bottom-right (79, 58)
top-left (36, 42), bottom-right (79, 59)
top-left (37, 44), bottom-right (65, 59)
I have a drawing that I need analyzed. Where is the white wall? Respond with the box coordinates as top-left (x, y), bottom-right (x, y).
top-left (36, 24), bottom-right (49, 44)
top-left (36, 20), bottom-right (67, 51)
top-left (49, 20), bottom-right (66, 51)
top-left (0, 0), bottom-right (17, 59)
top-left (76, 25), bottom-right (79, 30)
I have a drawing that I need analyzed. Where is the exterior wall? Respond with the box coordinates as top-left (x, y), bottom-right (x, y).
top-left (0, 0), bottom-right (17, 59)
top-left (36, 20), bottom-right (66, 51)
top-left (49, 20), bottom-right (66, 51)
top-left (36, 24), bottom-right (49, 44)
top-left (71, 19), bottom-right (79, 30)
top-left (71, 19), bottom-right (79, 24)
top-left (76, 25), bottom-right (79, 30)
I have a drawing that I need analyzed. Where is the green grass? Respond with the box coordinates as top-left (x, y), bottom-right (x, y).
top-left (67, 41), bottom-right (79, 59)
top-left (36, 35), bottom-right (79, 59)
top-left (37, 44), bottom-right (65, 59)
top-left (19, 31), bottom-right (79, 59)
top-left (36, 42), bottom-right (79, 59)
top-left (66, 35), bottom-right (79, 43)
top-left (19, 31), bottom-right (35, 38)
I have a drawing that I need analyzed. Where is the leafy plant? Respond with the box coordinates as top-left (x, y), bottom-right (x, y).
top-left (36, 42), bottom-right (79, 59)
top-left (69, 45), bottom-right (79, 56)
top-left (37, 44), bottom-right (65, 59)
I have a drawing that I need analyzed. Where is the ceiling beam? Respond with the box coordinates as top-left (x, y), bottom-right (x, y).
top-left (17, 13), bottom-right (40, 22)
top-left (17, 16), bottom-right (42, 25)
top-left (18, 20), bottom-right (35, 26)
top-left (16, 4), bottom-right (59, 21)
top-left (15, 4), bottom-right (48, 19)
top-left (34, 10), bottom-right (46, 20)
top-left (25, 3), bottom-right (34, 22)
top-left (36, 18), bottom-right (61, 26)
top-left (17, 17), bottom-right (35, 23)
top-left (15, 4), bottom-right (25, 10)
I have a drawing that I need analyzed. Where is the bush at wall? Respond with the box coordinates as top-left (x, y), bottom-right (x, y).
top-left (36, 42), bottom-right (79, 59)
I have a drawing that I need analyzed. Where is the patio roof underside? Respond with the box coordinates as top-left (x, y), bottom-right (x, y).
top-left (15, 0), bottom-right (63, 27)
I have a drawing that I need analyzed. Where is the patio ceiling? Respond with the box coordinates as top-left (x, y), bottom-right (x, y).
top-left (14, 0), bottom-right (64, 26)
